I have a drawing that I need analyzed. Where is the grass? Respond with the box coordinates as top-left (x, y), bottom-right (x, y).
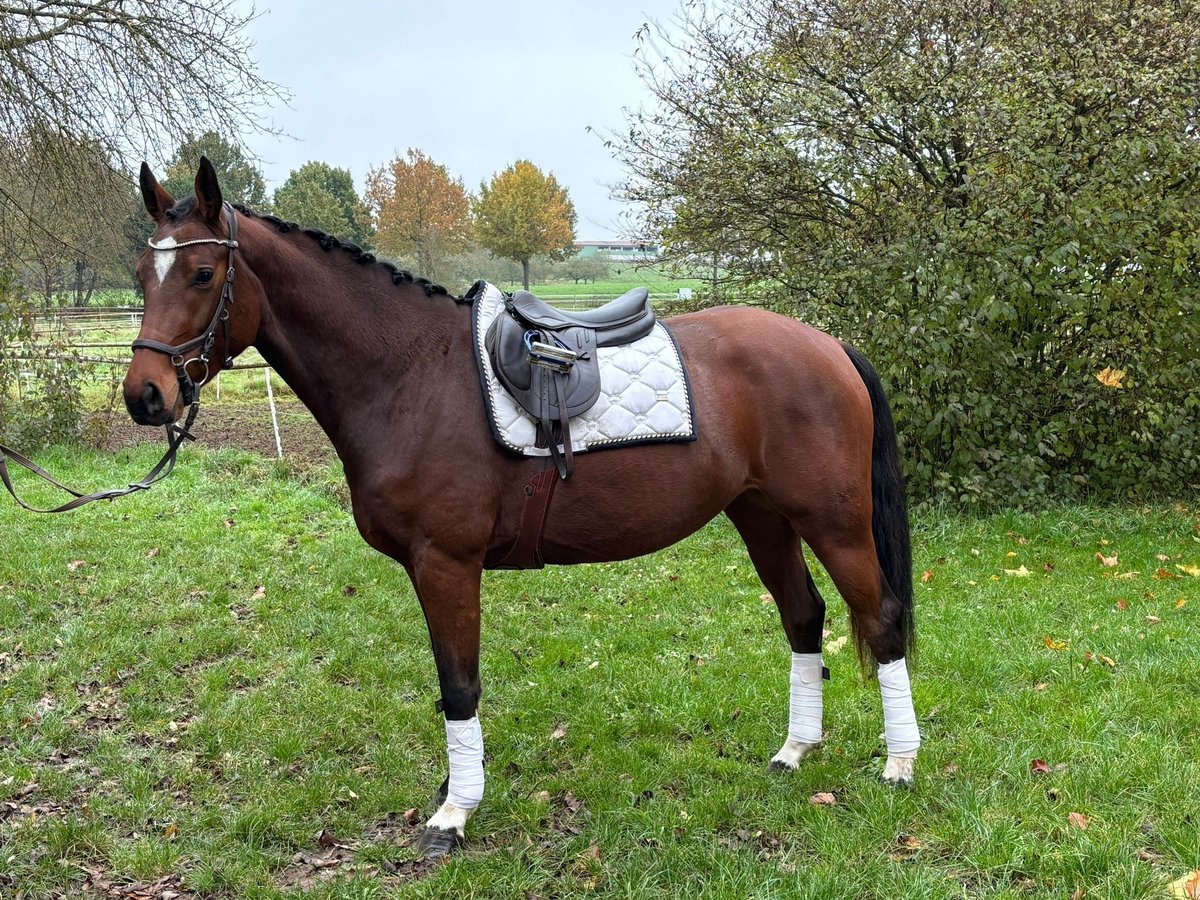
top-left (0, 445), bottom-right (1198, 899)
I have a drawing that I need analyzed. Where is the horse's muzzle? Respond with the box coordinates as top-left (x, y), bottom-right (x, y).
top-left (124, 379), bottom-right (175, 426)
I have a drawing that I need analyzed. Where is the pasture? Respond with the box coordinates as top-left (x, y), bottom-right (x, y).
top-left (0, 444), bottom-right (1196, 898)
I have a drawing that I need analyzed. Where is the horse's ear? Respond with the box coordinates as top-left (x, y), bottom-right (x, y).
top-left (194, 156), bottom-right (224, 227)
top-left (140, 162), bottom-right (175, 223)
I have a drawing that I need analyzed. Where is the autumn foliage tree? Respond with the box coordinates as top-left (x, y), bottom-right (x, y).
top-left (474, 160), bottom-right (576, 290)
top-left (366, 149), bottom-right (470, 284)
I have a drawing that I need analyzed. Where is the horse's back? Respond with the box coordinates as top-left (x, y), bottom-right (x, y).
top-left (536, 305), bottom-right (875, 563)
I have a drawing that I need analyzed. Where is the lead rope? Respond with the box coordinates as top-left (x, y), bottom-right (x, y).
top-left (0, 403), bottom-right (199, 513)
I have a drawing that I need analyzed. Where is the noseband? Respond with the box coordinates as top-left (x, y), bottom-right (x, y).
top-left (133, 201), bottom-right (240, 406)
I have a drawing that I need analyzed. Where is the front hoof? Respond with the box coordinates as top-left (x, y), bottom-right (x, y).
top-left (769, 738), bottom-right (819, 773)
top-left (880, 755), bottom-right (915, 787)
top-left (416, 825), bottom-right (463, 859)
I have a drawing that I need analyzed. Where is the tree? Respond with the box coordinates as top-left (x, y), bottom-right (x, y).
top-left (0, 1), bottom-right (283, 249)
top-left (474, 160), bottom-right (576, 290)
top-left (163, 132), bottom-right (267, 209)
top-left (365, 149), bottom-right (470, 284)
top-left (0, 132), bottom-right (136, 307)
top-left (615, 0), bottom-right (1200, 505)
top-left (273, 162), bottom-right (373, 247)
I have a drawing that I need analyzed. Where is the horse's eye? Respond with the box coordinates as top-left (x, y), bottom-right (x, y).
top-left (194, 269), bottom-right (214, 286)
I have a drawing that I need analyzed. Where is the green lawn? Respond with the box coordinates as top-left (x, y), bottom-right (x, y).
top-left (1, 445), bottom-right (1197, 898)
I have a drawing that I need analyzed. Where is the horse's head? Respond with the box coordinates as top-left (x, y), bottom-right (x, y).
top-left (125, 157), bottom-right (262, 425)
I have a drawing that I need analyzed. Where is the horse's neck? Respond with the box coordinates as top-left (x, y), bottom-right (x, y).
top-left (240, 227), bottom-right (464, 463)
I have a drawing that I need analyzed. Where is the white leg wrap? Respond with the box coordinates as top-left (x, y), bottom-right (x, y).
top-left (442, 716), bottom-right (485, 810)
top-left (787, 652), bottom-right (824, 744)
top-left (770, 652), bottom-right (823, 770)
top-left (878, 658), bottom-right (920, 758)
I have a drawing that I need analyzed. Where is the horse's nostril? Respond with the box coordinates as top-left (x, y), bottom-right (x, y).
top-left (141, 382), bottom-right (164, 417)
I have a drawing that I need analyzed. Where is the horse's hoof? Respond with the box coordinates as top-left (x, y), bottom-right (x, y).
top-left (416, 825), bottom-right (463, 859)
top-left (880, 755), bottom-right (915, 787)
top-left (767, 759), bottom-right (796, 774)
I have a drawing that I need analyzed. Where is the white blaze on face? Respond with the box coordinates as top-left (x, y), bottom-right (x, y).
top-left (152, 235), bottom-right (178, 285)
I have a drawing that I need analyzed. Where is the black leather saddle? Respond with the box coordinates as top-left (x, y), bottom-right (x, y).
top-left (485, 287), bottom-right (656, 479)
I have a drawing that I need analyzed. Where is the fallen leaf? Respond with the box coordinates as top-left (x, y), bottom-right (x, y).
top-left (403, 807), bottom-right (420, 823)
top-left (1157, 554), bottom-right (1172, 562)
top-left (146, 548), bottom-right (160, 559)
top-left (551, 722), bottom-right (568, 740)
top-left (1098, 654), bottom-right (1116, 668)
top-left (1030, 759), bottom-right (1052, 775)
top-left (1095, 367), bottom-right (1126, 388)
top-left (1035, 682), bottom-right (1048, 691)
top-left (942, 763), bottom-right (959, 775)
top-left (1005, 565), bottom-right (1031, 577)
top-left (1176, 564), bottom-right (1200, 577)
top-left (163, 822), bottom-right (178, 840)
top-left (67, 559), bottom-right (87, 571)
top-left (1070, 888), bottom-right (1085, 900)
top-left (316, 829), bottom-right (338, 849)
top-left (1176, 598), bottom-right (1187, 609)
top-left (1068, 811), bottom-right (1090, 830)
top-left (809, 791), bottom-right (837, 806)
top-left (1116, 599), bottom-right (1129, 611)
top-left (1168, 870), bottom-right (1200, 899)
top-left (1096, 552), bottom-right (1119, 567)
top-left (1146, 615), bottom-right (1162, 624)
top-left (825, 635), bottom-right (848, 656)
top-left (921, 570), bottom-right (933, 583)
top-left (1044, 637), bottom-right (1068, 651)
top-left (250, 586), bottom-right (266, 601)
top-left (1155, 568), bottom-right (1180, 580)
top-left (760, 592), bottom-right (773, 604)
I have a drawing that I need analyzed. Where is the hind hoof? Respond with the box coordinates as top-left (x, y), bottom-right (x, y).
top-left (767, 759), bottom-right (796, 774)
top-left (416, 825), bottom-right (463, 859)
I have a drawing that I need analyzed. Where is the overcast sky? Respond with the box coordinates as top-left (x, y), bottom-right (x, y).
top-left (239, 1), bottom-right (681, 240)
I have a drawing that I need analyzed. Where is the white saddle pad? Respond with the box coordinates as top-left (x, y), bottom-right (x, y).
top-left (471, 282), bottom-right (696, 458)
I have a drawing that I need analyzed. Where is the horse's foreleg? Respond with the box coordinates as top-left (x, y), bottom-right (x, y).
top-left (407, 551), bottom-right (485, 857)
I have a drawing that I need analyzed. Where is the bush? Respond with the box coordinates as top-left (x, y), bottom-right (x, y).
top-left (0, 271), bottom-right (92, 449)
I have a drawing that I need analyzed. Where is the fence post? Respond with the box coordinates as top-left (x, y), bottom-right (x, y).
top-left (264, 367), bottom-right (283, 459)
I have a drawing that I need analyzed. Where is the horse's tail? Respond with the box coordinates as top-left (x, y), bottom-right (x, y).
top-left (841, 342), bottom-right (915, 664)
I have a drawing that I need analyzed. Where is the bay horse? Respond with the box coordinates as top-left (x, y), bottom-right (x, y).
top-left (124, 158), bottom-right (920, 856)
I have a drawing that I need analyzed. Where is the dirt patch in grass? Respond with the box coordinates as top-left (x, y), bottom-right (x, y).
top-left (94, 401), bottom-right (335, 466)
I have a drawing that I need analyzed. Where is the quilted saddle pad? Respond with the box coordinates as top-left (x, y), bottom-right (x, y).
top-left (470, 282), bottom-right (697, 458)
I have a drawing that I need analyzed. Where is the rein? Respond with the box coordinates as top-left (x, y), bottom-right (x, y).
top-left (0, 203), bottom-right (239, 514)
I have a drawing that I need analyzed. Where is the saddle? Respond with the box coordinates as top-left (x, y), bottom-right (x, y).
top-left (485, 287), bottom-right (656, 479)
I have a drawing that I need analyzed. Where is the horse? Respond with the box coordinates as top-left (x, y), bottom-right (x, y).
top-left (123, 158), bottom-right (921, 857)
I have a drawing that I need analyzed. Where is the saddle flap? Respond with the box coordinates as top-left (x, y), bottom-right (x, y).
top-left (485, 315), bottom-right (601, 419)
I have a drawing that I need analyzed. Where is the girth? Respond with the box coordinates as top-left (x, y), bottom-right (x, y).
top-left (484, 287), bottom-right (656, 478)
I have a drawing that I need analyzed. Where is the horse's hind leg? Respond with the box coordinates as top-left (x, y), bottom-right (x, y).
top-left (804, 528), bottom-right (920, 785)
top-left (726, 494), bottom-right (828, 772)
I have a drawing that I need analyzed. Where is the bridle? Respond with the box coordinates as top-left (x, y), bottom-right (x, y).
top-left (133, 201), bottom-right (240, 406)
top-left (0, 203), bottom-right (240, 513)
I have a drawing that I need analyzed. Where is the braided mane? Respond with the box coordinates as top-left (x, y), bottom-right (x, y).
top-left (165, 197), bottom-right (461, 300)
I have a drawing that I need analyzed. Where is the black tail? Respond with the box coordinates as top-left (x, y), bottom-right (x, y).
top-left (841, 342), bottom-right (915, 660)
